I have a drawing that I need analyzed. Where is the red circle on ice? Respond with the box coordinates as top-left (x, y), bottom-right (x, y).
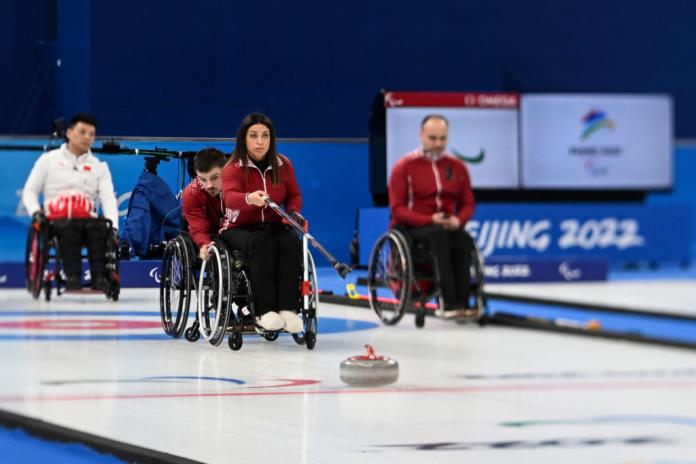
top-left (0, 320), bottom-right (162, 331)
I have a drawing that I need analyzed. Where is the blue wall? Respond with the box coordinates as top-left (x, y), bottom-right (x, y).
top-left (647, 146), bottom-right (696, 257)
top-left (0, 0), bottom-right (55, 133)
top-left (4, 0), bottom-right (696, 137)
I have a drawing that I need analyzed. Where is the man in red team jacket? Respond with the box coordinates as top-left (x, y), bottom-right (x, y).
top-left (388, 114), bottom-right (476, 318)
top-left (182, 148), bottom-right (227, 260)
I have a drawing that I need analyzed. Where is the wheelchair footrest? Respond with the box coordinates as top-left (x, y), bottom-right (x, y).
top-left (226, 323), bottom-right (257, 333)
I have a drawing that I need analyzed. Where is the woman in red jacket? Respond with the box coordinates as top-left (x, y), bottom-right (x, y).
top-left (220, 113), bottom-right (304, 333)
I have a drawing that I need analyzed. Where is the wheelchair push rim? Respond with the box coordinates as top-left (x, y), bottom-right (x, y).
top-left (197, 242), bottom-right (232, 346)
top-left (25, 222), bottom-right (47, 300)
top-left (367, 231), bottom-right (412, 326)
top-left (160, 237), bottom-right (192, 337)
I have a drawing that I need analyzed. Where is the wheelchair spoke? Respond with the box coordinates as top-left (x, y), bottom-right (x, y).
top-left (160, 237), bottom-right (192, 337)
top-left (367, 232), bottom-right (411, 325)
top-left (196, 242), bottom-right (232, 346)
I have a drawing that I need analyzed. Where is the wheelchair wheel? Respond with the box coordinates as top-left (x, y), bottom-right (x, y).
top-left (197, 242), bottom-right (232, 347)
top-left (44, 281), bottom-right (52, 301)
top-left (25, 222), bottom-right (47, 300)
top-left (110, 285), bottom-right (120, 302)
top-left (228, 332), bottom-right (243, 351)
top-left (415, 310), bottom-right (425, 328)
top-left (50, 238), bottom-right (65, 297)
top-left (293, 251), bottom-right (318, 349)
top-left (226, 266), bottom-right (254, 349)
top-left (367, 230), bottom-right (412, 325)
top-left (469, 244), bottom-right (487, 320)
top-left (185, 322), bottom-right (200, 342)
top-left (160, 237), bottom-right (192, 337)
top-left (105, 231), bottom-right (121, 302)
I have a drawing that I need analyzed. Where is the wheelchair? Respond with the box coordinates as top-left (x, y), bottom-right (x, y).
top-left (159, 232), bottom-right (250, 343)
top-left (366, 228), bottom-right (486, 328)
top-left (24, 217), bottom-right (120, 301)
top-left (159, 231), bottom-right (319, 351)
top-left (159, 231), bottom-right (198, 338)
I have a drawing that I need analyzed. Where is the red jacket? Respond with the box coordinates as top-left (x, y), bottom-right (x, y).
top-left (221, 154), bottom-right (302, 229)
top-left (389, 149), bottom-right (475, 228)
top-left (182, 178), bottom-right (225, 248)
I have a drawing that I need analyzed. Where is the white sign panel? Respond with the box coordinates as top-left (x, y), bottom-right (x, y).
top-left (385, 93), bottom-right (520, 189)
top-left (521, 94), bottom-right (673, 189)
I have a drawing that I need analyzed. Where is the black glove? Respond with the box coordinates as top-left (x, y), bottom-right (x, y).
top-left (290, 211), bottom-right (305, 226)
top-left (31, 211), bottom-right (47, 227)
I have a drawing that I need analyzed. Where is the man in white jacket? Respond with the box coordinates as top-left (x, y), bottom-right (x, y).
top-left (22, 114), bottom-right (118, 291)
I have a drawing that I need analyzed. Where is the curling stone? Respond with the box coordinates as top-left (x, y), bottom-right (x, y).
top-left (339, 344), bottom-right (399, 387)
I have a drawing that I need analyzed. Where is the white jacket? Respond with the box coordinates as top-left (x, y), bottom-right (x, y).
top-left (22, 143), bottom-right (119, 229)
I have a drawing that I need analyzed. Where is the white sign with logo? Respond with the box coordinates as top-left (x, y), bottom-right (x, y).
top-left (386, 107), bottom-right (519, 189)
top-left (520, 94), bottom-right (673, 189)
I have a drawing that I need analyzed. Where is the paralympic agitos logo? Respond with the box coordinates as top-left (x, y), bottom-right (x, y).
top-left (453, 148), bottom-right (485, 164)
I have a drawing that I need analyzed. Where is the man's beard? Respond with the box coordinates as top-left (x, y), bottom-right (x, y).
top-left (423, 148), bottom-right (444, 159)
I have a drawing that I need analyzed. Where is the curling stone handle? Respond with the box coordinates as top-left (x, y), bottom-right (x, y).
top-left (364, 344), bottom-right (376, 359)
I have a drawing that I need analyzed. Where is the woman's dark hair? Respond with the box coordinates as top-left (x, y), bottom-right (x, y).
top-left (229, 113), bottom-right (280, 184)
